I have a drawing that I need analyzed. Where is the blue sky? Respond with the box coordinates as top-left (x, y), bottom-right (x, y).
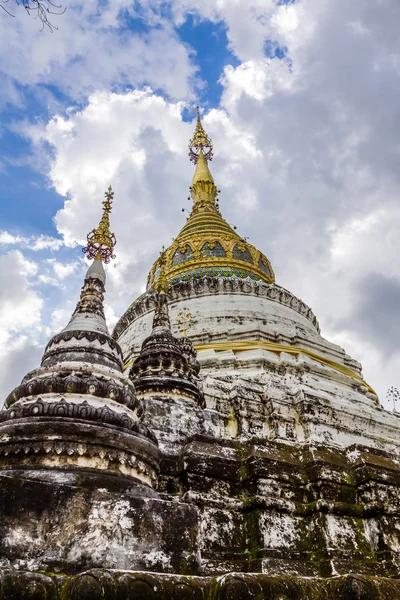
top-left (0, 8), bottom-right (238, 237)
top-left (1, 0), bottom-right (400, 409)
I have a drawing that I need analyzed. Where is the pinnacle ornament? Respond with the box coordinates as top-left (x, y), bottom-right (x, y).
top-left (188, 107), bottom-right (213, 164)
top-left (83, 186), bottom-right (116, 263)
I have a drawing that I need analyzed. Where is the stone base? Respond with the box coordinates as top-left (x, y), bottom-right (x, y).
top-left (0, 474), bottom-right (198, 575)
top-left (0, 569), bottom-right (399, 599)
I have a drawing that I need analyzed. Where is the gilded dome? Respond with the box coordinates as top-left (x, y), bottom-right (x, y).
top-left (146, 112), bottom-right (274, 290)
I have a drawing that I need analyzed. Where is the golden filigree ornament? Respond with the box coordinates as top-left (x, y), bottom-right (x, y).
top-left (154, 248), bottom-right (169, 294)
top-left (188, 107), bottom-right (213, 164)
top-left (177, 307), bottom-right (194, 337)
top-left (83, 186), bottom-right (117, 263)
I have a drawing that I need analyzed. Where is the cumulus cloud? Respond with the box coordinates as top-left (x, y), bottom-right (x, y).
top-left (0, 1), bottom-right (198, 104)
top-left (47, 258), bottom-right (78, 280)
top-left (0, 231), bottom-right (63, 252)
top-left (0, 337), bottom-right (43, 402)
top-left (142, 0), bottom-right (298, 62)
top-left (0, 232), bottom-right (27, 245)
top-left (0, 251), bottom-right (44, 402)
top-left (31, 235), bottom-right (64, 251)
top-left (24, 91), bottom-right (196, 313)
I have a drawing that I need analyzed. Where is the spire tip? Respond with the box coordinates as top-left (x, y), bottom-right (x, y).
top-left (83, 185), bottom-right (116, 264)
top-left (188, 107), bottom-right (213, 165)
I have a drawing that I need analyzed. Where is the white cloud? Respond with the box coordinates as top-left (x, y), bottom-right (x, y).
top-left (49, 306), bottom-right (74, 334)
top-left (0, 0), bottom-right (198, 103)
top-left (0, 251), bottom-right (41, 331)
top-left (30, 235), bottom-right (64, 252)
top-left (47, 258), bottom-right (78, 280)
top-left (104, 304), bottom-right (119, 331)
top-left (38, 274), bottom-right (60, 286)
top-left (0, 231), bottom-right (28, 245)
top-left (221, 57), bottom-right (294, 104)
top-left (27, 90), bottom-right (193, 315)
top-left (0, 251), bottom-right (44, 402)
top-left (153, 0), bottom-right (292, 61)
top-left (0, 336), bottom-right (43, 407)
top-left (0, 230), bottom-right (63, 252)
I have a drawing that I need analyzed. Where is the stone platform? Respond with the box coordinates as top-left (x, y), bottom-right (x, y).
top-left (0, 569), bottom-right (399, 599)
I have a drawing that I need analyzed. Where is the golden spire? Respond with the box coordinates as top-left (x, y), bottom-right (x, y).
top-left (188, 107), bottom-right (213, 164)
top-left (83, 186), bottom-right (116, 263)
top-left (188, 109), bottom-right (218, 213)
top-left (192, 148), bottom-right (214, 185)
top-left (143, 108), bottom-right (275, 292)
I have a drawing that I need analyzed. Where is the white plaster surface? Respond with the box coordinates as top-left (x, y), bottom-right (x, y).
top-left (119, 281), bottom-right (400, 456)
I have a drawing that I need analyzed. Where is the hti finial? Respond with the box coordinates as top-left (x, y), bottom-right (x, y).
top-left (188, 106), bottom-right (213, 165)
top-left (154, 248), bottom-right (169, 294)
top-left (152, 248), bottom-right (170, 329)
top-left (83, 186), bottom-right (116, 263)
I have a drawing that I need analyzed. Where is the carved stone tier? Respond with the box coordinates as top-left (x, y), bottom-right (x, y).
top-left (115, 277), bottom-right (363, 386)
top-left (130, 293), bottom-right (203, 404)
top-left (0, 397), bottom-right (149, 436)
top-left (42, 330), bottom-right (124, 371)
top-left (0, 350), bottom-right (158, 486)
top-left (5, 366), bottom-right (140, 412)
top-left (131, 331), bottom-right (202, 401)
top-left (0, 411), bottom-right (159, 487)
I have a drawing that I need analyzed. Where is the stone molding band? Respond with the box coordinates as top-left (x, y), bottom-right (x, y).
top-left (42, 343), bottom-right (123, 370)
top-left (0, 568), bottom-right (396, 599)
top-left (194, 340), bottom-right (378, 400)
top-left (45, 330), bottom-right (123, 357)
top-left (134, 375), bottom-right (204, 405)
top-left (0, 398), bottom-right (146, 434)
top-left (113, 276), bottom-right (320, 341)
top-left (0, 440), bottom-right (158, 484)
top-left (5, 371), bottom-right (140, 410)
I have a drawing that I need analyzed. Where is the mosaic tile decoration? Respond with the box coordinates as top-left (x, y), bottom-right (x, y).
top-left (232, 243), bottom-right (254, 264)
top-left (171, 244), bottom-right (195, 266)
top-left (200, 241), bottom-right (227, 259)
top-left (168, 265), bottom-right (270, 286)
top-left (258, 255), bottom-right (272, 277)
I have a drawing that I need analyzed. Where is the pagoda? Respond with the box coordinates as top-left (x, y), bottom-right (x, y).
top-left (0, 113), bottom-right (400, 599)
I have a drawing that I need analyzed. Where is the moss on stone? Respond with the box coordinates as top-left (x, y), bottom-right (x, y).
top-left (2, 569), bottom-right (400, 599)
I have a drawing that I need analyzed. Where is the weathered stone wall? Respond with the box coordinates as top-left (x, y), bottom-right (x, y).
top-left (0, 474), bottom-right (198, 575)
top-left (3, 432), bottom-right (400, 580)
top-left (156, 436), bottom-right (400, 577)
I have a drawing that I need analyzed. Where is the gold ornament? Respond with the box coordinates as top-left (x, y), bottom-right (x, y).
top-left (154, 247), bottom-right (169, 294)
top-left (146, 111), bottom-right (275, 289)
top-left (176, 307), bottom-right (194, 337)
top-left (83, 186), bottom-right (116, 263)
top-left (189, 107), bottom-right (213, 164)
